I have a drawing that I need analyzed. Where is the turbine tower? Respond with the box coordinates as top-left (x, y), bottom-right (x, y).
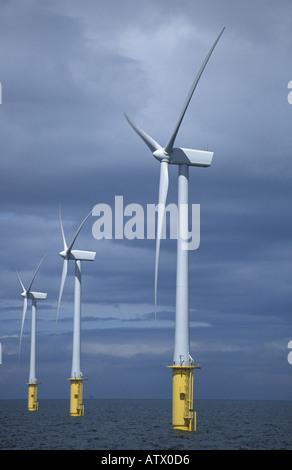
top-left (56, 207), bottom-right (96, 417)
top-left (17, 255), bottom-right (47, 411)
top-left (125, 28), bottom-right (225, 431)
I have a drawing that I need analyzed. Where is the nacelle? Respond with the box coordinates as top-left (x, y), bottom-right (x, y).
top-left (171, 147), bottom-right (213, 167)
top-left (69, 250), bottom-right (96, 261)
top-left (28, 292), bottom-right (47, 300)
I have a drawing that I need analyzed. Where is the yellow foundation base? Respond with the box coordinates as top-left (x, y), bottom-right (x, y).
top-left (69, 378), bottom-right (85, 417)
top-left (168, 365), bottom-right (199, 431)
top-left (27, 383), bottom-right (39, 411)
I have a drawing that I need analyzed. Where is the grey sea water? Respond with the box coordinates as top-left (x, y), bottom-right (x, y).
top-left (0, 399), bottom-right (291, 451)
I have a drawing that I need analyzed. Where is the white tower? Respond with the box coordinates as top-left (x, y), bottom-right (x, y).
top-left (17, 256), bottom-right (47, 411)
top-left (125, 28), bottom-right (225, 431)
top-left (56, 207), bottom-right (96, 416)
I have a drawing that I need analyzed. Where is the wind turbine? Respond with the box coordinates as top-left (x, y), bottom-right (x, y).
top-left (125, 28), bottom-right (225, 431)
top-left (56, 206), bottom-right (96, 417)
top-left (17, 255), bottom-right (47, 411)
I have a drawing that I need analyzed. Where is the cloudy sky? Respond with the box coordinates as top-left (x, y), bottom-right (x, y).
top-left (0, 0), bottom-right (292, 402)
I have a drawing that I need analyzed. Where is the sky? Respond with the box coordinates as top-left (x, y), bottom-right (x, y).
top-left (0, 0), bottom-right (292, 402)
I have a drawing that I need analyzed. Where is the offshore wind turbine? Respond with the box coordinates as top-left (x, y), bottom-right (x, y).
top-left (17, 255), bottom-right (47, 411)
top-left (56, 207), bottom-right (96, 417)
top-left (125, 28), bottom-right (225, 431)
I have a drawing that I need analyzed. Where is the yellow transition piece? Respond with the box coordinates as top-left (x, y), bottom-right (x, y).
top-left (168, 365), bottom-right (197, 431)
top-left (69, 378), bottom-right (85, 417)
top-left (27, 383), bottom-right (38, 411)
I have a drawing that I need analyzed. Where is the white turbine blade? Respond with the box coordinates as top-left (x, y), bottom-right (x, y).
top-left (67, 210), bottom-right (92, 253)
top-left (56, 259), bottom-right (68, 330)
top-left (19, 296), bottom-right (28, 357)
top-left (59, 204), bottom-right (68, 252)
top-left (16, 270), bottom-right (26, 293)
top-left (164, 27), bottom-right (225, 154)
top-left (124, 113), bottom-right (162, 153)
top-left (154, 160), bottom-right (169, 321)
top-left (27, 254), bottom-right (47, 293)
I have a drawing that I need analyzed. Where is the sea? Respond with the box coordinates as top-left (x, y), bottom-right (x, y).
top-left (0, 399), bottom-right (291, 463)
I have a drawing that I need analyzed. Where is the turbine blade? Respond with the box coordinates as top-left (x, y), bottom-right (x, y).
top-left (19, 296), bottom-right (28, 357)
top-left (16, 271), bottom-right (26, 293)
top-left (154, 161), bottom-right (169, 321)
top-left (27, 255), bottom-right (47, 293)
top-left (164, 27), bottom-right (225, 154)
top-left (67, 210), bottom-right (93, 253)
top-left (55, 259), bottom-right (68, 331)
top-left (59, 204), bottom-right (68, 252)
top-left (124, 113), bottom-right (162, 153)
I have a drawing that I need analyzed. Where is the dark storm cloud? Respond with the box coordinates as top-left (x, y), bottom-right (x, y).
top-left (0, 0), bottom-right (291, 400)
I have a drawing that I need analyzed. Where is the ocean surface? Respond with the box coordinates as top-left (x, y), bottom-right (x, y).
top-left (0, 399), bottom-right (291, 451)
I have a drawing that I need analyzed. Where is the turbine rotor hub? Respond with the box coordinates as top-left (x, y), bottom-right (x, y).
top-left (153, 148), bottom-right (171, 163)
